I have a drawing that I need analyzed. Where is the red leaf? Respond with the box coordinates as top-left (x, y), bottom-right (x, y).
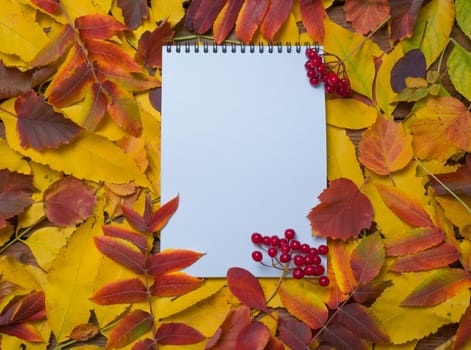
top-left (350, 232), bottom-right (385, 286)
top-left (265, 336), bottom-right (285, 350)
top-left (121, 204), bottom-right (147, 233)
top-left (226, 267), bottom-right (268, 313)
top-left (31, 24), bottom-right (75, 67)
top-left (278, 318), bottom-right (312, 350)
top-left (390, 242), bottom-right (459, 273)
top-left (148, 195), bottom-right (179, 232)
top-left (86, 39), bottom-right (144, 74)
top-left (0, 170), bottom-right (33, 228)
top-left (184, 0), bottom-right (204, 32)
top-left (43, 176), bottom-right (96, 227)
top-left (148, 249), bottom-right (204, 276)
top-left (102, 225), bottom-right (147, 253)
top-left (384, 226), bottom-right (444, 256)
top-left (0, 291), bottom-right (45, 325)
top-left (106, 310), bottom-right (153, 349)
top-left (91, 278), bottom-right (148, 305)
top-left (335, 303), bottom-right (389, 343)
top-left (260, 0), bottom-right (293, 41)
top-left (77, 82), bottom-right (108, 131)
top-left (308, 178), bottom-right (373, 240)
top-left (352, 279), bottom-right (392, 304)
top-left (235, 0), bottom-right (270, 44)
top-left (0, 60), bottom-right (32, 99)
top-left (376, 183), bottom-right (433, 227)
top-left (454, 304), bottom-right (471, 350)
top-left (389, 0), bottom-right (424, 41)
top-left (299, 0), bottom-right (327, 44)
top-left (150, 272), bottom-right (203, 297)
top-left (321, 323), bottom-right (369, 350)
top-left (94, 236), bottom-right (146, 274)
top-left (193, 0), bottom-right (228, 35)
top-left (205, 306), bottom-right (251, 350)
top-left (15, 91), bottom-right (81, 150)
top-left (235, 321), bottom-right (270, 350)
top-left (117, 0), bottom-right (149, 30)
top-left (344, 0), bottom-right (390, 35)
top-left (329, 240), bottom-right (357, 294)
top-left (132, 338), bottom-right (156, 350)
top-left (155, 323), bottom-right (205, 345)
top-left (0, 323), bottom-right (44, 342)
top-left (135, 21), bottom-right (175, 69)
top-left (401, 268), bottom-right (471, 306)
top-left (31, 0), bottom-right (59, 14)
top-left (76, 14), bottom-right (127, 40)
top-left (429, 155), bottom-right (471, 196)
top-left (69, 323), bottom-right (99, 341)
top-left (213, 0), bottom-right (245, 43)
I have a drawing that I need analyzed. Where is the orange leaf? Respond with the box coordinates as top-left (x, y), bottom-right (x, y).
top-left (86, 39), bottom-right (143, 74)
top-left (213, 0), bottom-right (245, 44)
top-left (358, 115), bottom-right (413, 175)
top-left (350, 232), bottom-right (385, 286)
top-left (30, 24), bottom-right (75, 67)
top-left (329, 240), bottom-right (357, 295)
top-left (376, 183), bottom-right (433, 227)
top-left (235, 321), bottom-right (270, 350)
top-left (344, 0), bottom-right (390, 35)
top-left (454, 304), bottom-right (471, 350)
top-left (206, 305), bottom-right (251, 350)
top-left (226, 267), bottom-right (268, 313)
top-left (260, 0), bottom-right (293, 41)
top-left (106, 310), bottom-right (153, 349)
top-left (390, 242), bottom-right (459, 273)
top-left (308, 178), bottom-right (373, 240)
top-left (150, 272), bottom-right (203, 297)
top-left (94, 236), bottom-right (146, 274)
top-left (0, 323), bottom-right (44, 342)
top-left (90, 278), bottom-right (148, 305)
top-left (235, 0), bottom-right (270, 44)
top-left (384, 227), bottom-right (444, 256)
top-left (148, 249), bottom-right (204, 276)
top-left (102, 225), bottom-right (147, 253)
top-left (69, 323), bottom-right (99, 341)
top-left (155, 323), bottom-right (205, 345)
top-left (76, 14), bottom-right (127, 40)
top-left (193, 0), bottom-right (228, 35)
top-left (401, 268), bottom-right (471, 306)
top-left (279, 284), bottom-right (328, 330)
top-left (148, 194), bottom-right (179, 232)
top-left (278, 318), bottom-right (312, 350)
top-left (299, 0), bottom-right (326, 44)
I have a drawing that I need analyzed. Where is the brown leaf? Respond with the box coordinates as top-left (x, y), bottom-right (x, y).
top-left (278, 318), bottom-right (312, 350)
top-left (390, 48), bottom-right (426, 92)
top-left (193, 0), bottom-right (228, 35)
top-left (135, 21), bottom-right (175, 69)
top-left (76, 14), bottom-right (128, 40)
top-left (106, 310), bottom-right (153, 349)
top-left (184, 0), bottom-right (204, 31)
top-left (344, 0), bottom-right (390, 35)
top-left (350, 232), bottom-right (385, 286)
top-left (308, 178), bottom-right (373, 240)
top-left (117, 0), bottom-right (149, 30)
top-left (429, 155), bottom-right (471, 196)
top-left (94, 236), bottom-right (146, 274)
top-left (390, 242), bottom-right (459, 273)
top-left (321, 322), bottom-right (369, 350)
top-left (384, 227), bottom-right (444, 256)
top-left (352, 279), bottom-right (393, 304)
top-left (155, 323), bottom-right (205, 345)
top-left (213, 0), bottom-right (245, 43)
top-left (205, 306), bottom-right (251, 350)
top-left (299, 0), bottom-right (327, 43)
top-left (389, 0), bottom-right (424, 41)
top-left (148, 249), bottom-right (205, 276)
top-left (0, 170), bottom-right (34, 228)
top-left (235, 0), bottom-right (270, 44)
top-left (91, 278), bottom-right (148, 305)
top-left (235, 321), bottom-right (270, 350)
top-left (150, 272), bottom-right (203, 297)
top-left (260, 0), bottom-right (293, 41)
top-left (43, 176), bottom-right (96, 227)
top-left (15, 91), bottom-right (81, 150)
top-left (226, 267), bottom-right (268, 313)
top-left (0, 61), bottom-right (32, 99)
top-left (69, 323), bottom-right (99, 341)
top-left (102, 225), bottom-right (147, 254)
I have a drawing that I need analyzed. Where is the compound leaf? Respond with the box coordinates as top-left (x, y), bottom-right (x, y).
top-left (91, 278), bottom-right (148, 305)
top-left (155, 323), bottom-right (205, 345)
top-left (106, 310), bottom-right (153, 349)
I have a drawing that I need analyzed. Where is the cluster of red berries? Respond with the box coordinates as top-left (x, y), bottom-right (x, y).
top-left (304, 48), bottom-right (352, 97)
top-left (251, 228), bottom-right (329, 286)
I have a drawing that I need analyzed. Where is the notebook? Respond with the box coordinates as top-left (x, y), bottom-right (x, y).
top-left (161, 43), bottom-right (326, 277)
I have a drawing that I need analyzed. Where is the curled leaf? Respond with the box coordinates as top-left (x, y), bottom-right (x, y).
top-left (226, 267), bottom-right (268, 313)
top-left (69, 323), bottom-right (99, 341)
top-left (260, 0), bottom-right (293, 41)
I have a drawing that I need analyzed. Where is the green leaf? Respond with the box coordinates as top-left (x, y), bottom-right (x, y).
top-left (456, 0), bottom-right (471, 40)
top-left (447, 42), bottom-right (471, 100)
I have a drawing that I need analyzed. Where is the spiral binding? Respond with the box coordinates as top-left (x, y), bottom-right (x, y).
top-left (166, 42), bottom-right (319, 54)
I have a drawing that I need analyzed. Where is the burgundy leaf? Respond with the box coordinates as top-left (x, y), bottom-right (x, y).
top-left (155, 323), bottom-right (205, 345)
top-left (389, 0), bottom-right (424, 41)
top-left (184, 0), bottom-right (204, 31)
top-left (135, 21), bottom-right (175, 69)
top-left (150, 272), bottom-right (203, 297)
top-left (205, 306), bottom-right (251, 350)
top-left (102, 225), bottom-right (147, 253)
top-left (0, 61), bottom-right (32, 99)
top-left (429, 155), bottom-right (471, 196)
top-left (94, 236), bottom-right (146, 274)
top-left (226, 267), bottom-right (268, 313)
top-left (91, 278), bottom-right (148, 305)
top-left (132, 338), bottom-right (156, 350)
top-left (0, 323), bottom-right (44, 342)
top-left (43, 176), bottom-right (96, 227)
top-left (148, 87), bottom-right (161, 112)
top-left (0, 170), bottom-right (34, 228)
top-left (235, 321), bottom-right (270, 350)
top-left (265, 336), bottom-right (285, 350)
top-left (148, 249), bottom-right (205, 276)
top-left (117, 0), bottom-right (149, 29)
top-left (31, 0), bottom-right (59, 14)
top-left (321, 323), bottom-right (369, 350)
top-left (390, 48), bottom-right (426, 92)
top-left (352, 279), bottom-right (392, 304)
top-left (213, 0), bottom-right (245, 43)
top-left (121, 203), bottom-right (147, 233)
top-left (454, 304), bottom-right (471, 350)
top-left (15, 91), bottom-right (81, 150)
top-left (193, 0), bottom-right (228, 34)
top-left (106, 310), bottom-right (153, 349)
top-left (0, 291), bottom-right (45, 325)
top-left (278, 318), bottom-right (312, 350)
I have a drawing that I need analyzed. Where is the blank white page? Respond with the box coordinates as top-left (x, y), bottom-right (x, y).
top-left (161, 44), bottom-right (326, 277)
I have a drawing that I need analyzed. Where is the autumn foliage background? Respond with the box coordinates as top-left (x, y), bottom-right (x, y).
top-left (1, 0), bottom-right (471, 349)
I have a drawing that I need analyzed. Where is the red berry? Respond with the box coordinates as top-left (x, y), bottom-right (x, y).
top-left (290, 240), bottom-right (301, 251)
top-left (311, 255), bottom-right (322, 265)
top-left (312, 265), bottom-right (325, 276)
top-left (309, 247), bottom-right (318, 255)
top-left (307, 69), bottom-right (317, 79)
top-left (279, 253), bottom-right (291, 263)
top-left (280, 238), bottom-right (289, 246)
top-left (304, 265), bottom-right (315, 276)
top-left (280, 245), bottom-right (291, 254)
top-left (306, 48), bottom-right (318, 59)
top-left (267, 247), bottom-right (278, 257)
top-left (252, 251), bottom-right (263, 262)
top-left (270, 235), bottom-right (280, 247)
top-left (262, 236), bottom-right (271, 245)
top-left (319, 276), bottom-right (330, 287)
top-left (293, 255), bottom-right (305, 266)
top-left (325, 84), bottom-right (335, 94)
top-left (304, 61), bottom-right (313, 70)
top-left (340, 77), bottom-right (350, 87)
top-left (310, 56), bottom-right (322, 67)
top-left (309, 76), bottom-right (320, 86)
top-left (336, 86), bottom-right (348, 97)
top-left (284, 228), bottom-right (296, 240)
top-left (293, 267), bottom-right (305, 279)
top-left (304, 255), bottom-right (314, 265)
top-left (300, 243), bottom-right (311, 253)
top-left (318, 244), bottom-right (329, 255)
top-left (251, 232), bottom-right (262, 244)
top-left (327, 73), bottom-right (340, 87)
top-left (317, 64), bottom-right (326, 74)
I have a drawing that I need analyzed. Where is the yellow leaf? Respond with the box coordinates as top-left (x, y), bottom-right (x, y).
top-left (324, 19), bottom-right (382, 100)
top-left (375, 341), bottom-right (418, 350)
top-left (327, 99), bottom-right (377, 130)
top-left (0, 138), bottom-right (30, 174)
top-left (370, 271), bottom-right (469, 344)
top-left (25, 226), bottom-right (75, 271)
top-left (327, 125), bottom-right (364, 186)
top-left (273, 13), bottom-right (299, 43)
top-left (0, 100), bottom-right (151, 188)
top-left (402, 0), bottom-right (454, 67)
top-left (0, 0), bottom-right (49, 63)
top-left (405, 77), bottom-right (428, 88)
top-left (0, 255), bottom-right (42, 291)
top-left (70, 346), bottom-right (104, 350)
top-left (436, 196), bottom-right (471, 239)
top-left (46, 214), bottom-right (103, 342)
top-left (0, 224), bottom-right (13, 247)
top-left (150, 0), bottom-right (185, 28)
top-left (60, 0), bottom-right (112, 22)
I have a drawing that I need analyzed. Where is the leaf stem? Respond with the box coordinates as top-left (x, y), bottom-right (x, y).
top-left (0, 216), bottom-right (47, 254)
top-left (265, 268), bottom-right (288, 305)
